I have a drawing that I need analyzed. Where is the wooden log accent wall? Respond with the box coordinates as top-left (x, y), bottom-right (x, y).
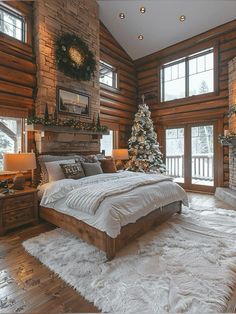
top-left (135, 20), bottom-right (236, 188)
top-left (100, 22), bottom-right (137, 148)
top-left (0, 1), bottom-right (35, 117)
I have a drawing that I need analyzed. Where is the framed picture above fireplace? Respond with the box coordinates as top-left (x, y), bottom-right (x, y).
top-left (57, 87), bottom-right (90, 117)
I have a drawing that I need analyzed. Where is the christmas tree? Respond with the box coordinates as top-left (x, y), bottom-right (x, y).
top-left (125, 98), bottom-right (166, 173)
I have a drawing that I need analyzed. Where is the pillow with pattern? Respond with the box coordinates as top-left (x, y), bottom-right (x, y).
top-left (60, 162), bottom-right (85, 179)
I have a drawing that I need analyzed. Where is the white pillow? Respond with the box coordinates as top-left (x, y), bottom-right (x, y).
top-left (45, 159), bottom-right (75, 182)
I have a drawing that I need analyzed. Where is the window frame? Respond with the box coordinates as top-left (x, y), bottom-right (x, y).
top-left (100, 129), bottom-right (119, 157)
top-left (159, 42), bottom-right (219, 105)
top-left (0, 3), bottom-right (26, 43)
top-left (0, 117), bottom-right (25, 172)
top-left (99, 60), bottom-right (119, 90)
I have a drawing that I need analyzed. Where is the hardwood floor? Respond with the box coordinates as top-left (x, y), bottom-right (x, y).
top-left (0, 193), bottom-right (235, 313)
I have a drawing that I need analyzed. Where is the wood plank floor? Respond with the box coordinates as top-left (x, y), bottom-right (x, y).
top-left (0, 193), bottom-right (235, 313)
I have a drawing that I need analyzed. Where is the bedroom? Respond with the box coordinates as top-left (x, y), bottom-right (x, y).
top-left (0, 0), bottom-right (236, 312)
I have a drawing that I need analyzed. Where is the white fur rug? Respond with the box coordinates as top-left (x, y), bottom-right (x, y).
top-left (23, 206), bottom-right (236, 313)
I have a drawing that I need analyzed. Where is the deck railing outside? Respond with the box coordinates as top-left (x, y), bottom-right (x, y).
top-left (166, 154), bottom-right (213, 181)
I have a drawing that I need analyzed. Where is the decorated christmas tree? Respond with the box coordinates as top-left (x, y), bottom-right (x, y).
top-left (125, 98), bottom-right (166, 173)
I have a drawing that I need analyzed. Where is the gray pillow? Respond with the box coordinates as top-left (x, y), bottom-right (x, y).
top-left (81, 161), bottom-right (103, 177)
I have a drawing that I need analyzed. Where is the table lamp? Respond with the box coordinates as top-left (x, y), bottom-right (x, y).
top-left (112, 149), bottom-right (129, 170)
top-left (3, 153), bottom-right (36, 190)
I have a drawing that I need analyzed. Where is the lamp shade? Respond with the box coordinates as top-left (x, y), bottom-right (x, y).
top-left (112, 149), bottom-right (129, 160)
top-left (3, 153), bottom-right (36, 172)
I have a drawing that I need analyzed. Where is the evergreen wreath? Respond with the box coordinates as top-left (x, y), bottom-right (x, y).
top-left (55, 33), bottom-right (96, 81)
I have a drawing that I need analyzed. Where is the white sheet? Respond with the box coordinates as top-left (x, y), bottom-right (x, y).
top-left (39, 172), bottom-right (188, 238)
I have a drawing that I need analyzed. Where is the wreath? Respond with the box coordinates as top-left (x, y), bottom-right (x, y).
top-left (55, 33), bottom-right (96, 81)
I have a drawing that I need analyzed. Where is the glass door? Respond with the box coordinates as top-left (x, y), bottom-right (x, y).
top-left (165, 128), bottom-right (185, 184)
top-left (165, 123), bottom-right (216, 192)
top-left (191, 125), bottom-right (214, 187)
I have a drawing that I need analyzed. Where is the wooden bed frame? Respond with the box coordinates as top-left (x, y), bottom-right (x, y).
top-left (40, 201), bottom-right (182, 260)
top-left (36, 151), bottom-right (182, 260)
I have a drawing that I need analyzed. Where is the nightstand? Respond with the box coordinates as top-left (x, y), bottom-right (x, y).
top-left (0, 187), bottom-right (38, 235)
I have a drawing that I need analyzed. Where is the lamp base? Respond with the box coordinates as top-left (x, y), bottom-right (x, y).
top-left (13, 173), bottom-right (25, 190)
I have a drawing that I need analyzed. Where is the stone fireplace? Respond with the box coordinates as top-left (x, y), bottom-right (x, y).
top-left (32, 0), bottom-right (100, 153)
top-left (215, 56), bottom-right (236, 206)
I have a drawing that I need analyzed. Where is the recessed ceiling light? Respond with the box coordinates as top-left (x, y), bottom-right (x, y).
top-left (138, 34), bottom-right (144, 40)
top-left (140, 7), bottom-right (146, 13)
top-left (119, 12), bottom-right (125, 19)
top-left (179, 15), bottom-right (186, 22)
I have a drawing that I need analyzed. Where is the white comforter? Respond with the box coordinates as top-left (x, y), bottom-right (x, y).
top-left (66, 173), bottom-right (173, 215)
top-left (39, 171), bottom-right (188, 238)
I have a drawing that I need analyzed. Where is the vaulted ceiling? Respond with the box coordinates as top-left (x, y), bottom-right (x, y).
top-left (98, 0), bottom-right (236, 60)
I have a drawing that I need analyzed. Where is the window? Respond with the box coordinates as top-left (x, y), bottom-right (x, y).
top-left (0, 117), bottom-right (23, 170)
top-left (0, 4), bottom-right (25, 42)
top-left (100, 130), bottom-right (113, 156)
top-left (99, 61), bottom-right (117, 89)
top-left (161, 48), bottom-right (214, 102)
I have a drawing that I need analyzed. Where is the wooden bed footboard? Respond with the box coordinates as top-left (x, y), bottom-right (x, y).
top-left (40, 201), bottom-right (182, 260)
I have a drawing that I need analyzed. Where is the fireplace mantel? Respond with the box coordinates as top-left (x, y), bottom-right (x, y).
top-left (27, 124), bottom-right (109, 136)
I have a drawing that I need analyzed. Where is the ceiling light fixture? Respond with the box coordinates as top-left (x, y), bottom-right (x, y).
top-left (179, 15), bottom-right (186, 22)
top-left (140, 7), bottom-right (146, 13)
top-left (119, 12), bottom-right (125, 19)
top-left (138, 34), bottom-right (144, 40)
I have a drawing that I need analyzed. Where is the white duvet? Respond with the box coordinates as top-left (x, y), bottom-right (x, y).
top-left (39, 171), bottom-right (188, 238)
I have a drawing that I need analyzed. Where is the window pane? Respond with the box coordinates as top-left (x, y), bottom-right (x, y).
top-left (171, 64), bottom-right (178, 80)
top-left (197, 55), bottom-right (205, 72)
top-left (99, 61), bottom-right (117, 88)
top-left (166, 128), bottom-right (184, 183)
top-left (100, 130), bottom-right (113, 156)
top-left (164, 77), bottom-right (185, 101)
top-left (191, 125), bottom-right (214, 186)
top-left (163, 61), bottom-right (185, 101)
top-left (189, 58), bottom-right (196, 75)
top-left (189, 69), bottom-right (214, 96)
top-left (0, 5), bottom-right (24, 41)
top-left (206, 53), bottom-right (213, 70)
top-left (0, 117), bottom-right (22, 170)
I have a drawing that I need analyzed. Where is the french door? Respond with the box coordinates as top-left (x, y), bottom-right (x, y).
top-left (165, 122), bottom-right (216, 192)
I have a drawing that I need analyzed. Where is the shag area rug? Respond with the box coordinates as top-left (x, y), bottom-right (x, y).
top-left (23, 206), bottom-right (236, 313)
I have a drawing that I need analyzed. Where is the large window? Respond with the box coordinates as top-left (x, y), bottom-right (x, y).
top-left (161, 48), bottom-right (214, 102)
top-left (0, 117), bottom-right (23, 170)
top-left (0, 4), bottom-right (25, 42)
top-left (100, 130), bottom-right (114, 156)
top-left (99, 61), bottom-right (117, 89)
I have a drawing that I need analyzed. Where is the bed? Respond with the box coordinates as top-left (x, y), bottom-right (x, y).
top-left (37, 153), bottom-right (188, 260)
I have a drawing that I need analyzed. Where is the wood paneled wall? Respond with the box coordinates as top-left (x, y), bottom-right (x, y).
top-left (0, 1), bottom-right (36, 117)
top-left (135, 20), bottom-right (236, 187)
top-left (100, 22), bottom-right (137, 147)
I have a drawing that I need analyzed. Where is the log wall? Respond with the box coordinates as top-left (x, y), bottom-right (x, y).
top-left (100, 22), bottom-right (137, 148)
top-left (0, 1), bottom-right (35, 117)
top-left (135, 20), bottom-right (236, 188)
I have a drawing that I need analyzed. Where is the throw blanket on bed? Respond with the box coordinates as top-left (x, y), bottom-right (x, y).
top-left (66, 174), bottom-right (173, 215)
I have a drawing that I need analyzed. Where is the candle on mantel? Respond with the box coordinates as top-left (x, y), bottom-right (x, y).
top-left (224, 130), bottom-right (230, 136)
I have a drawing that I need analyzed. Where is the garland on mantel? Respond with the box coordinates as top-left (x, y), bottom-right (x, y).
top-left (218, 133), bottom-right (236, 146)
top-left (228, 105), bottom-right (236, 118)
top-left (27, 114), bottom-right (108, 133)
top-left (218, 106), bottom-right (236, 145)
